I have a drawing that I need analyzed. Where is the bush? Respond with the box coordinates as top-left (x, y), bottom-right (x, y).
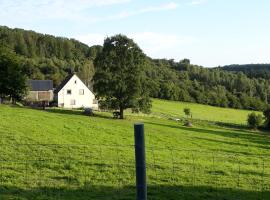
top-left (183, 108), bottom-right (191, 118)
top-left (183, 107), bottom-right (193, 127)
top-left (247, 112), bottom-right (263, 129)
top-left (263, 108), bottom-right (270, 129)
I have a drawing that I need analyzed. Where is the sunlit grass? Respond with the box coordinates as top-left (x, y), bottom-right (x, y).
top-left (0, 100), bottom-right (269, 200)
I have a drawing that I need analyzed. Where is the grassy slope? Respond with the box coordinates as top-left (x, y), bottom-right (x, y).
top-left (0, 99), bottom-right (269, 200)
top-left (152, 99), bottom-right (261, 124)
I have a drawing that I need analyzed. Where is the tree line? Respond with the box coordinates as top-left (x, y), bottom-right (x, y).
top-left (144, 59), bottom-right (270, 111)
top-left (0, 26), bottom-right (270, 112)
top-left (221, 64), bottom-right (270, 79)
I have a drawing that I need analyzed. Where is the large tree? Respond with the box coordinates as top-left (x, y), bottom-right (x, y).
top-left (93, 34), bottom-right (151, 119)
top-left (0, 47), bottom-right (27, 102)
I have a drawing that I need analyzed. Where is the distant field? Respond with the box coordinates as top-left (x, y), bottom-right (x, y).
top-left (152, 99), bottom-right (260, 124)
top-left (0, 100), bottom-right (269, 200)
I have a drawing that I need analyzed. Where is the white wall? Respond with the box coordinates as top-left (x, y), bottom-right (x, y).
top-left (57, 74), bottom-right (98, 109)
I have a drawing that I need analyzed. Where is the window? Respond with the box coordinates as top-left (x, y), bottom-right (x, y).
top-left (75, 80), bottom-right (77, 84)
top-left (70, 99), bottom-right (76, 105)
top-left (67, 90), bottom-right (72, 95)
top-left (79, 89), bottom-right (84, 95)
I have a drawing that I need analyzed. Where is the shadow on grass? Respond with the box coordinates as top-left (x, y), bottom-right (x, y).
top-left (191, 136), bottom-right (270, 151)
top-left (46, 108), bottom-right (83, 116)
top-left (212, 121), bottom-right (247, 130)
top-left (213, 121), bottom-right (270, 135)
top-left (144, 121), bottom-right (270, 149)
top-left (45, 108), bottom-right (114, 120)
top-left (0, 185), bottom-right (269, 200)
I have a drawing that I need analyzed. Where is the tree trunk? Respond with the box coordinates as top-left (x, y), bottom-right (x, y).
top-left (120, 107), bottom-right (124, 119)
top-left (10, 96), bottom-right (16, 104)
top-left (42, 101), bottom-right (46, 110)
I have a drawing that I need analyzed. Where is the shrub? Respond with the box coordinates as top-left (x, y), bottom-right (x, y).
top-left (247, 112), bottom-right (263, 129)
top-left (183, 108), bottom-right (191, 118)
top-left (183, 107), bottom-right (193, 127)
top-left (263, 108), bottom-right (270, 129)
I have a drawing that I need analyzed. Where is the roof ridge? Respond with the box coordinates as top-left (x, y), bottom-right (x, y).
top-left (54, 73), bottom-right (74, 93)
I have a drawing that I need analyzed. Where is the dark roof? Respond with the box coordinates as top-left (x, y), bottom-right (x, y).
top-left (28, 80), bottom-right (53, 91)
top-left (54, 74), bottom-right (74, 93)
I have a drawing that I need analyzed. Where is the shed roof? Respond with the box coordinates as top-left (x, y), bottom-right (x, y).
top-left (28, 80), bottom-right (53, 91)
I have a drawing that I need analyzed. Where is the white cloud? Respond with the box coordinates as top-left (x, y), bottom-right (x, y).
top-left (88, 0), bottom-right (131, 6)
top-left (140, 2), bottom-right (179, 12)
top-left (189, 0), bottom-right (208, 5)
top-left (76, 32), bottom-right (198, 60)
top-left (86, 2), bottom-right (179, 22)
top-left (0, 0), bottom-right (179, 24)
top-left (1, 0), bottom-right (131, 8)
top-left (0, 0), bottom-right (131, 21)
top-left (76, 34), bottom-right (107, 46)
top-left (129, 32), bottom-right (197, 54)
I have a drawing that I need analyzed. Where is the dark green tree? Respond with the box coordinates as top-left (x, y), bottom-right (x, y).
top-left (247, 112), bottom-right (263, 129)
top-left (0, 48), bottom-right (27, 102)
top-left (93, 34), bottom-right (151, 119)
top-left (178, 59), bottom-right (190, 70)
top-left (263, 108), bottom-right (270, 129)
top-left (184, 108), bottom-right (191, 118)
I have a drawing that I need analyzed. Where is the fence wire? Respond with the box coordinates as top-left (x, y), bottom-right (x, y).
top-left (0, 143), bottom-right (269, 200)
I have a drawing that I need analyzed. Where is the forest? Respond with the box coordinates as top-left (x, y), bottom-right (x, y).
top-left (221, 64), bottom-right (270, 79)
top-left (1, 25), bottom-right (270, 111)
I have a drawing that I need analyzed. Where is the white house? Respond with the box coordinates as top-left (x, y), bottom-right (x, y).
top-left (54, 74), bottom-right (98, 109)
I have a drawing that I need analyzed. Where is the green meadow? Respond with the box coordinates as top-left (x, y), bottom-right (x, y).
top-left (0, 99), bottom-right (269, 200)
top-left (151, 99), bottom-right (261, 124)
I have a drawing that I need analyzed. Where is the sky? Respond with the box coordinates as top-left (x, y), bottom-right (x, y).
top-left (0, 0), bottom-right (270, 67)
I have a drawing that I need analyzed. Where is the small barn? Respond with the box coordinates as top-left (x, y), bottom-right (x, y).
top-left (54, 74), bottom-right (98, 109)
top-left (26, 80), bottom-right (54, 103)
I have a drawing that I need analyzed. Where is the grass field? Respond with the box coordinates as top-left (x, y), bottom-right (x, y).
top-left (151, 99), bottom-right (261, 124)
top-left (0, 99), bottom-right (270, 200)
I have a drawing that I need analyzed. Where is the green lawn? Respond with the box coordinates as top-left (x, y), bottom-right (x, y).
top-left (0, 99), bottom-right (269, 200)
top-left (152, 99), bottom-right (261, 124)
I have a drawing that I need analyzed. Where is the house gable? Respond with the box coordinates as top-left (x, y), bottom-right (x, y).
top-left (56, 74), bottom-right (97, 109)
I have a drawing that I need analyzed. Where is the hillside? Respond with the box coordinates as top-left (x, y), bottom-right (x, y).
top-left (0, 25), bottom-right (102, 86)
top-left (1, 26), bottom-right (270, 111)
top-left (0, 100), bottom-right (270, 200)
top-left (151, 99), bottom-right (260, 124)
top-left (221, 64), bottom-right (270, 79)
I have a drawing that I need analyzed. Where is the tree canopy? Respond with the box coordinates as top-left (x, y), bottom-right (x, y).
top-left (93, 34), bottom-right (151, 119)
top-left (0, 47), bottom-right (27, 101)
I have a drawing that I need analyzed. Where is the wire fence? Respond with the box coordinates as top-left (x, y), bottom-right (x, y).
top-left (0, 143), bottom-right (270, 199)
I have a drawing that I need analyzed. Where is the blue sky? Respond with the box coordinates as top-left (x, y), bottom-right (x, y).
top-left (0, 0), bottom-right (270, 67)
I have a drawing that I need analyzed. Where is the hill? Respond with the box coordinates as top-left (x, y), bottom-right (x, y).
top-left (151, 99), bottom-right (260, 124)
top-left (1, 26), bottom-right (270, 111)
top-left (0, 99), bottom-right (269, 199)
top-left (0, 25), bottom-right (102, 86)
top-left (221, 64), bottom-right (270, 79)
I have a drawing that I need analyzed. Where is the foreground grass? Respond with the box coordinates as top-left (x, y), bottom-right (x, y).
top-left (0, 100), bottom-right (269, 200)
